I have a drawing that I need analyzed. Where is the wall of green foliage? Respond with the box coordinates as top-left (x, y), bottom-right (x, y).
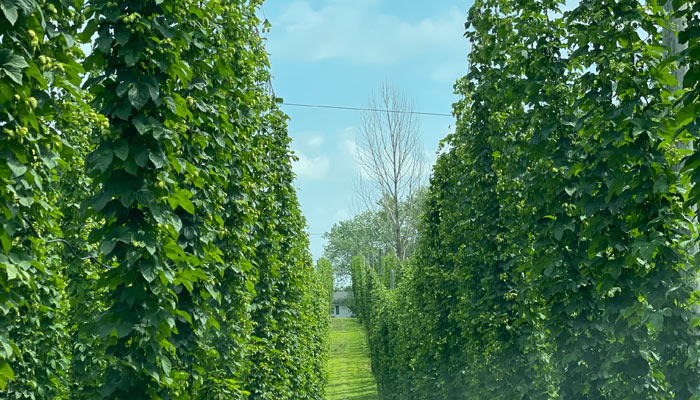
top-left (352, 1), bottom-right (700, 399)
top-left (0, 0), bottom-right (329, 399)
top-left (317, 258), bottom-right (334, 309)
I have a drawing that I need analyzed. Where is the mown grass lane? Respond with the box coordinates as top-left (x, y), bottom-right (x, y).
top-left (326, 318), bottom-right (379, 400)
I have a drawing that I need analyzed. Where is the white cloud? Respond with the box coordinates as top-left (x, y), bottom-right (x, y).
top-left (339, 126), bottom-right (360, 167)
top-left (342, 136), bottom-right (374, 180)
top-left (293, 150), bottom-right (330, 180)
top-left (268, 1), bottom-right (468, 81)
top-left (422, 148), bottom-right (438, 180)
top-left (430, 60), bottom-right (466, 84)
top-left (308, 135), bottom-right (324, 147)
top-left (343, 138), bottom-right (357, 157)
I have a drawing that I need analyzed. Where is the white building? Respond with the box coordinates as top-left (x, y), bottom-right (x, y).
top-left (331, 291), bottom-right (354, 318)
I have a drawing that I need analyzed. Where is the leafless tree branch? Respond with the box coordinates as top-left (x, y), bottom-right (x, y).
top-left (355, 81), bottom-right (426, 260)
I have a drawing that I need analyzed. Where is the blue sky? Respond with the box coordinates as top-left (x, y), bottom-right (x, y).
top-left (261, 0), bottom-right (473, 259)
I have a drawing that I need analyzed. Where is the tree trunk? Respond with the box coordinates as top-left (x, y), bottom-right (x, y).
top-left (394, 182), bottom-right (402, 260)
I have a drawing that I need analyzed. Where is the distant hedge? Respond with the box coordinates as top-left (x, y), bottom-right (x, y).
top-left (0, 0), bottom-right (329, 398)
top-left (352, 0), bottom-right (700, 399)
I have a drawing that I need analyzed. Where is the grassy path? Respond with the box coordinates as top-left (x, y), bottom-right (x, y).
top-left (326, 318), bottom-right (379, 400)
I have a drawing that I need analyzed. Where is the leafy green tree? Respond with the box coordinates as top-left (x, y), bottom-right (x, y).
top-left (324, 190), bottom-right (425, 285)
top-left (324, 210), bottom-right (392, 284)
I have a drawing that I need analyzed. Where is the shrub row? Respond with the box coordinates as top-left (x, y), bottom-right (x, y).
top-left (0, 0), bottom-right (329, 398)
top-left (352, 1), bottom-right (700, 399)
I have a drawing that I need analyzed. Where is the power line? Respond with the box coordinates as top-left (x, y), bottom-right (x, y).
top-left (281, 102), bottom-right (453, 118)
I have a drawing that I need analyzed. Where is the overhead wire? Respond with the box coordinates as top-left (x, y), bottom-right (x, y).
top-left (280, 102), bottom-right (453, 117)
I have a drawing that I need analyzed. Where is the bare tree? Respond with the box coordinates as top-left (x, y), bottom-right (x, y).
top-left (355, 81), bottom-right (426, 260)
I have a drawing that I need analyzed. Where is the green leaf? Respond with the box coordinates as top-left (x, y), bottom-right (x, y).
top-left (128, 83), bottom-right (150, 110)
top-left (0, 360), bottom-right (14, 382)
top-left (96, 35), bottom-right (113, 54)
top-left (166, 195), bottom-right (178, 211)
top-left (124, 157), bottom-right (138, 175)
top-left (90, 190), bottom-right (113, 213)
top-left (161, 356), bottom-right (172, 377)
top-left (175, 309), bottom-right (192, 325)
top-left (100, 239), bottom-right (117, 255)
top-left (633, 239), bottom-right (655, 261)
top-left (0, 3), bottom-right (18, 25)
top-left (93, 147), bottom-right (114, 173)
top-left (133, 147), bottom-right (149, 167)
top-left (132, 115), bottom-right (147, 134)
top-left (78, 18), bottom-right (98, 42)
top-left (144, 77), bottom-right (160, 102)
top-left (0, 338), bottom-right (13, 359)
top-left (653, 177), bottom-right (669, 193)
top-left (1, 0), bottom-right (33, 26)
top-left (5, 263), bottom-right (18, 280)
top-left (116, 320), bottom-right (133, 338)
top-left (114, 139), bottom-right (129, 161)
top-left (164, 96), bottom-right (176, 113)
top-left (149, 150), bottom-right (167, 169)
top-left (169, 214), bottom-right (182, 233)
top-left (561, 115), bottom-right (577, 127)
top-left (676, 103), bottom-right (697, 128)
top-left (0, 230), bottom-right (10, 253)
top-left (171, 93), bottom-right (191, 118)
top-left (174, 190), bottom-right (195, 214)
top-left (647, 313), bottom-right (663, 331)
top-left (18, 197), bottom-right (34, 207)
top-left (553, 224), bottom-right (564, 241)
top-left (116, 81), bottom-right (130, 98)
top-left (207, 318), bottom-right (220, 330)
top-left (163, 241), bottom-right (184, 259)
top-left (25, 62), bottom-right (46, 88)
top-left (0, 49), bottom-right (29, 84)
top-left (124, 51), bottom-right (139, 67)
top-left (140, 262), bottom-right (158, 283)
top-left (246, 279), bottom-right (255, 293)
top-left (692, 317), bottom-right (700, 329)
top-left (115, 27), bottom-right (130, 45)
top-left (6, 158), bottom-right (27, 177)
top-left (113, 99), bottom-right (132, 120)
top-left (654, 68), bottom-right (678, 87)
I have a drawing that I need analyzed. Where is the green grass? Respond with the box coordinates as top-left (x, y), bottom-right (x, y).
top-left (326, 318), bottom-right (380, 400)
